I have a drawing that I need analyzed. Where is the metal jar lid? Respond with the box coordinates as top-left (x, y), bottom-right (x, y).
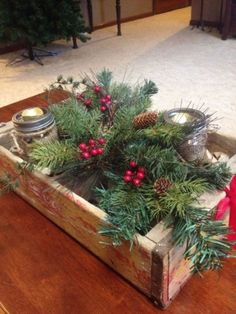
top-left (12, 107), bottom-right (55, 133)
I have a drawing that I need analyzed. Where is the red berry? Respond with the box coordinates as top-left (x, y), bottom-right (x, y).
top-left (100, 97), bottom-right (107, 105)
top-left (136, 172), bottom-right (145, 180)
top-left (94, 85), bottom-right (102, 93)
top-left (129, 161), bottom-right (137, 168)
top-left (89, 139), bottom-right (96, 147)
top-left (125, 170), bottom-right (133, 176)
top-left (76, 93), bottom-right (84, 100)
top-left (84, 98), bottom-right (92, 106)
top-left (100, 105), bottom-right (107, 112)
top-left (79, 143), bottom-right (88, 151)
top-left (106, 94), bottom-right (112, 101)
top-left (98, 138), bottom-right (106, 145)
top-left (137, 167), bottom-right (145, 173)
top-left (91, 149), bottom-right (98, 156)
top-left (123, 175), bottom-right (132, 183)
top-left (133, 178), bottom-right (141, 187)
top-left (97, 148), bottom-right (104, 155)
top-left (106, 100), bottom-right (112, 106)
top-left (81, 152), bottom-right (90, 159)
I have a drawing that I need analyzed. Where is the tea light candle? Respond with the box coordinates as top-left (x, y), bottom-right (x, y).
top-left (21, 107), bottom-right (44, 121)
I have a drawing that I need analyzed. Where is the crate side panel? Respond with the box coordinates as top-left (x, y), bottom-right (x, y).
top-left (151, 232), bottom-right (173, 308)
top-left (0, 146), bottom-right (155, 296)
top-left (168, 245), bottom-right (192, 300)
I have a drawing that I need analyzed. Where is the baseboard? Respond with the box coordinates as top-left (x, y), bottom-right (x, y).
top-left (93, 12), bottom-right (153, 31)
top-left (190, 19), bottom-right (221, 28)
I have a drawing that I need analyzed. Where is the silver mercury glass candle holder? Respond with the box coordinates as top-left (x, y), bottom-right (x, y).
top-left (164, 108), bottom-right (208, 163)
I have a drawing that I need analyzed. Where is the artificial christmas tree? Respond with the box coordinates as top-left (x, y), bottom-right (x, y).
top-left (0, 0), bottom-right (89, 63)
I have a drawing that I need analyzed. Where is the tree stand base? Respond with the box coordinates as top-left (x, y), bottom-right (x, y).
top-left (7, 47), bottom-right (57, 66)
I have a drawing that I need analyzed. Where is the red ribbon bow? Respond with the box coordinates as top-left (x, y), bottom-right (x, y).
top-left (215, 175), bottom-right (236, 249)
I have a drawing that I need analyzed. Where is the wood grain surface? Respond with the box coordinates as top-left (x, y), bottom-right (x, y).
top-left (0, 92), bottom-right (236, 314)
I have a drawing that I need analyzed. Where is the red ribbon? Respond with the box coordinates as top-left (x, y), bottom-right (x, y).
top-left (215, 175), bottom-right (236, 249)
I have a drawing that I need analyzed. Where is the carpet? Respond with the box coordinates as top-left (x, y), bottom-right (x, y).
top-left (0, 8), bottom-right (235, 136)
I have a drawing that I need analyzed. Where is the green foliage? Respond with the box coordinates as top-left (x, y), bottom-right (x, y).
top-left (187, 162), bottom-right (231, 190)
top-left (0, 173), bottom-right (18, 196)
top-left (96, 68), bottom-right (113, 90)
top-left (139, 79), bottom-right (159, 98)
top-left (144, 123), bottom-right (185, 147)
top-left (0, 1), bottom-right (89, 47)
top-left (172, 209), bottom-right (232, 273)
top-left (97, 183), bottom-right (152, 246)
top-left (50, 98), bottom-right (102, 143)
top-left (29, 140), bottom-right (76, 172)
top-left (158, 179), bottom-right (208, 218)
top-left (124, 142), bottom-right (188, 181)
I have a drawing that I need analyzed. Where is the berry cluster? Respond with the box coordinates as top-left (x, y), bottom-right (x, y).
top-left (76, 92), bottom-right (92, 107)
top-left (76, 85), bottom-right (112, 113)
top-left (78, 138), bottom-right (106, 160)
top-left (99, 93), bottom-right (112, 112)
top-left (123, 161), bottom-right (146, 187)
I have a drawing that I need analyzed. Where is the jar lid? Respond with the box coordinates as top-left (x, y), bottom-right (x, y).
top-left (12, 107), bottom-right (55, 133)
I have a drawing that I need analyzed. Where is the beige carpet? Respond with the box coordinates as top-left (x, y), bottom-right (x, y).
top-left (0, 8), bottom-right (236, 136)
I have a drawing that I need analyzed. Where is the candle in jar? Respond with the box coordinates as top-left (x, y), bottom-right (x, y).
top-left (21, 107), bottom-right (44, 120)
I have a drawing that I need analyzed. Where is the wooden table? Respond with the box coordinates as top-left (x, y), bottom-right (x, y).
top-left (0, 92), bottom-right (236, 314)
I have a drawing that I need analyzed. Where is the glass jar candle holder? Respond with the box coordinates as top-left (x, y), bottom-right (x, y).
top-left (11, 107), bottom-right (58, 157)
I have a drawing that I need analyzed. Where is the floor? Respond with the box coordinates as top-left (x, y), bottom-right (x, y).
top-left (0, 7), bottom-right (236, 136)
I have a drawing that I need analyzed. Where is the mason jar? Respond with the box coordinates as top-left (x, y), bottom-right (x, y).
top-left (11, 107), bottom-right (58, 157)
top-left (177, 129), bottom-right (208, 163)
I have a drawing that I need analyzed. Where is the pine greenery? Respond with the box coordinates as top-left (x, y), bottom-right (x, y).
top-left (50, 98), bottom-right (102, 143)
top-left (29, 140), bottom-right (76, 172)
top-left (0, 173), bottom-right (18, 196)
top-left (25, 69), bottom-right (234, 273)
top-left (0, 1), bottom-right (89, 59)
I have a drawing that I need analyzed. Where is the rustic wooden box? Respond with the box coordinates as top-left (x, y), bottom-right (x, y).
top-left (0, 123), bottom-right (233, 309)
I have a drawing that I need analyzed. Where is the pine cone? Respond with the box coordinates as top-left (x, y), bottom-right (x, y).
top-left (154, 177), bottom-right (172, 196)
top-left (133, 111), bottom-right (158, 129)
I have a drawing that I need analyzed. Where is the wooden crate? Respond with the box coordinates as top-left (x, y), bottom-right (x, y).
top-left (0, 123), bottom-right (232, 309)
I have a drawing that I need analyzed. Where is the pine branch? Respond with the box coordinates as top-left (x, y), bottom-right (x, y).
top-left (187, 162), bottom-right (231, 190)
top-left (171, 210), bottom-right (233, 273)
top-left (29, 140), bottom-right (76, 172)
top-left (96, 68), bottom-right (113, 90)
top-left (124, 142), bottom-right (189, 182)
top-left (0, 173), bottom-right (18, 196)
top-left (97, 183), bottom-right (153, 246)
top-left (139, 79), bottom-right (158, 98)
top-left (144, 123), bottom-right (185, 147)
top-left (103, 99), bottom-right (151, 157)
top-left (50, 97), bottom-right (102, 143)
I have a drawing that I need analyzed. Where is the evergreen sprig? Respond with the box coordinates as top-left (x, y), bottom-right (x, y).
top-left (144, 123), bottom-right (184, 147)
top-left (97, 183), bottom-right (152, 246)
top-left (0, 173), bottom-right (18, 196)
top-left (171, 209), bottom-right (232, 273)
top-left (96, 68), bottom-right (113, 90)
top-left (186, 162), bottom-right (231, 190)
top-left (50, 97), bottom-right (102, 143)
top-left (29, 140), bottom-right (76, 172)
